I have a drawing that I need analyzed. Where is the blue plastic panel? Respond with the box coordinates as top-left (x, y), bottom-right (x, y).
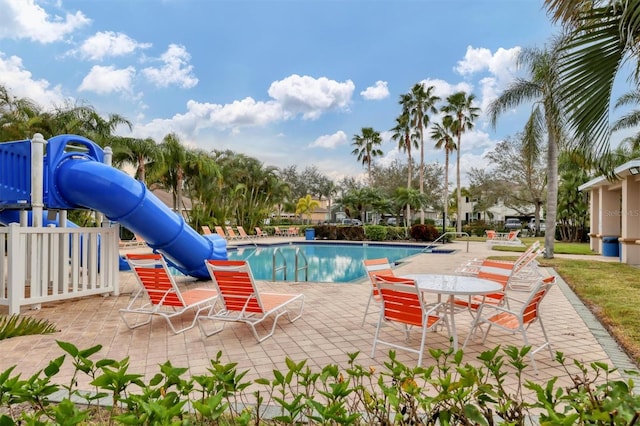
top-left (0, 140), bottom-right (31, 208)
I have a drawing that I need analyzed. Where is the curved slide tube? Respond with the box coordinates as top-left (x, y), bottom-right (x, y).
top-left (48, 158), bottom-right (226, 279)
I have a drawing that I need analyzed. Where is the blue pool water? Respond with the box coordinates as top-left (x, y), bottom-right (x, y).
top-left (227, 242), bottom-right (449, 283)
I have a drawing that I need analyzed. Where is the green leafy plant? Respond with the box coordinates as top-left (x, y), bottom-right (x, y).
top-left (0, 342), bottom-right (639, 424)
top-left (0, 315), bottom-right (58, 340)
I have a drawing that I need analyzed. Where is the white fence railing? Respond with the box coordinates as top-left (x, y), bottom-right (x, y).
top-left (1, 223), bottom-right (120, 315)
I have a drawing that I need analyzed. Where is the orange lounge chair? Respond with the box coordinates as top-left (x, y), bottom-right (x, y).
top-left (120, 253), bottom-right (218, 334)
top-left (225, 226), bottom-right (241, 240)
top-left (199, 260), bottom-right (305, 342)
top-left (255, 227), bottom-right (268, 238)
top-left (201, 225), bottom-right (212, 235)
top-left (236, 226), bottom-right (253, 239)
top-left (486, 229), bottom-right (523, 247)
top-left (214, 226), bottom-right (228, 239)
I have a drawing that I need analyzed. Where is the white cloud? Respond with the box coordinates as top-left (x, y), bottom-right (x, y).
top-left (454, 46), bottom-right (521, 111)
top-left (423, 78), bottom-right (474, 100)
top-left (130, 97), bottom-right (285, 140)
top-left (0, 52), bottom-right (66, 108)
top-left (141, 44), bottom-right (198, 89)
top-left (268, 74), bottom-right (354, 120)
top-left (360, 80), bottom-right (389, 100)
top-left (0, 0), bottom-right (90, 43)
top-left (309, 131), bottom-right (348, 149)
top-left (207, 98), bottom-right (284, 128)
top-left (78, 65), bottom-right (135, 95)
top-left (79, 31), bottom-right (151, 61)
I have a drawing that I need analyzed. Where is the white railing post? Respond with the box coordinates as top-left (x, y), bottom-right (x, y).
top-left (31, 133), bottom-right (46, 227)
top-left (7, 223), bottom-right (24, 315)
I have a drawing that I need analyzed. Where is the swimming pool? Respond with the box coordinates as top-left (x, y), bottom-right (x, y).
top-left (227, 242), bottom-right (453, 283)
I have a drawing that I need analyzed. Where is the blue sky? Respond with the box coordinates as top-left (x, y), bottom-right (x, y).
top-left (0, 0), bottom-right (562, 183)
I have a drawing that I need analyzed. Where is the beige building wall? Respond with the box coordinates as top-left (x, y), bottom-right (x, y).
top-left (579, 160), bottom-right (640, 265)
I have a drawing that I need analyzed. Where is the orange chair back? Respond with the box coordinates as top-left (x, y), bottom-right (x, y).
top-left (374, 275), bottom-right (422, 327)
top-left (363, 258), bottom-right (394, 297)
top-left (127, 253), bottom-right (183, 307)
top-left (205, 260), bottom-right (263, 314)
top-left (521, 276), bottom-right (555, 325)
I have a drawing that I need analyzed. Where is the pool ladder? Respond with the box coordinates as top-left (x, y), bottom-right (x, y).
top-left (272, 247), bottom-right (309, 282)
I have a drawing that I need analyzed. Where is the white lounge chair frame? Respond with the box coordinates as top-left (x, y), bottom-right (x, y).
top-left (121, 253), bottom-right (218, 334)
top-left (199, 260), bottom-right (305, 342)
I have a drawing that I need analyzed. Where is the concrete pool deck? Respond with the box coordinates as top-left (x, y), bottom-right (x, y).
top-left (0, 238), bottom-right (637, 399)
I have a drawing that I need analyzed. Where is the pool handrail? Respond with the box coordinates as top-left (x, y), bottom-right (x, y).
top-left (425, 231), bottom-right (470, 253)
top-left (271, 246), bottom-right (309, 282)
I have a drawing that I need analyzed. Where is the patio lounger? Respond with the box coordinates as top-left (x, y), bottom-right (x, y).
top-left (199, 259), bottom-right (305, 342)
top-left (120, 253), bottom-right (218, 334)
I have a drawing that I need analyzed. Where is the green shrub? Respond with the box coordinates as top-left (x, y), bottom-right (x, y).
top-left (364, 225), bottom-right (387, 241)
top-left (1, 341), bottom-right (638, 424)
top-left (385, 226), bottom-right (407, 240)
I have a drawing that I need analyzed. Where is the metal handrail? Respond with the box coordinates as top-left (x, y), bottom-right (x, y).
top-left (424, 231), bottom-right (471, 253)
top-left (272, 247), bottom-right (287, 281)
top-left (272, 247), bottom-right (309, 281)
top-left (293, 247), bottom-right (309, 282)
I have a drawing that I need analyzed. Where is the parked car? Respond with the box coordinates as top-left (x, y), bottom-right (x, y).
top-left (341, 218), bottom-right (362, 226)
top-left (504, 218), bottom-right (522, 230)
top-left (528, 219), bottom-right (546, 232)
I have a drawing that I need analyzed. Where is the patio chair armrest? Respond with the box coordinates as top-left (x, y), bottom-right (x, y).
top-left (425, 301), bottom-right (449, 316)
top-left (475, 302), bottom-right (513, 317)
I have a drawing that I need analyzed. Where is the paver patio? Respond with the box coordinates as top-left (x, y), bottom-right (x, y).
top-left (0, 239), bottom-right (637, 401)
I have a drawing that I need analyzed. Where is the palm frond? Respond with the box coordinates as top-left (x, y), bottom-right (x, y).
top-left (0, 315), bottom-right (58, 340)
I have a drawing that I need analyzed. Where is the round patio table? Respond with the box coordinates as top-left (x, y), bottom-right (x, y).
top-left (404, 274), bottom-right (503, 350)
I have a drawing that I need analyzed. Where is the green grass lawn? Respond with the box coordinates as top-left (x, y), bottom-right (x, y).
top-left (540, 258), bottom-right (640, 364)
top-left (481, 237), bottom-right (640, 366)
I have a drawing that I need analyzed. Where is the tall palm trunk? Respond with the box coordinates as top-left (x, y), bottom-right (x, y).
top-left (544, 121), bottom-right (559, 258)
top-left (419, 129), bottom-right (425, 224)
top-left (444, 150), bottom-right (449, 232)
top-left (406, 134), bottom-right (412, 224)
top-left (456, 125), bottom-right (462, 233)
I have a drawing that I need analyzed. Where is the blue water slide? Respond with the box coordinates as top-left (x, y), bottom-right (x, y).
top-left (42, 135), bottom-right (227, 279)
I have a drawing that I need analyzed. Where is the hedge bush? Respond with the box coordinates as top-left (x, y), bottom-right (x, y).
top-left (1, 341), bottom-right (638, 425)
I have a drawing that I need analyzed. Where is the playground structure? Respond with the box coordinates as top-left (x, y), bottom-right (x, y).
top-left (0, 134), bottom-right (227, 315)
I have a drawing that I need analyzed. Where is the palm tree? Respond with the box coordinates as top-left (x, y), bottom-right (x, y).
top-left (544, 0), bottom-right (637, 161)
top-left (158, 133), bottom-right (188, 215)
top-left (111, 137), bottom-right (161, 183)
top-left (431, 116), bottom-right (456, 233)
top-left (406, 83), bottom-right (440, 223)
top-left (393, 187), bottom-right (426, 229)
top-left (610, 89), bottom-right (640, 150)
top-left (488, 42), bottom-right (564, 258)
top-left (391, 94), bottom-right (420, 224)
top-left (296, 195), bottom-right (321, 224)
top-left (441, 91), bottom-right (479, 234)
top-left (351, 127), bottom-right (383, 183)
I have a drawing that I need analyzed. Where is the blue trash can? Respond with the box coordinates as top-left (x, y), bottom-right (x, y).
top-left (602, 236), bottom-right (619, 257)
top-left (305, 228), bottom-right (315, 241)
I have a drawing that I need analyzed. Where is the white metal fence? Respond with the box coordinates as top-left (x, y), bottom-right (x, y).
top-left (0, 223), bottom-right (120, 315)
